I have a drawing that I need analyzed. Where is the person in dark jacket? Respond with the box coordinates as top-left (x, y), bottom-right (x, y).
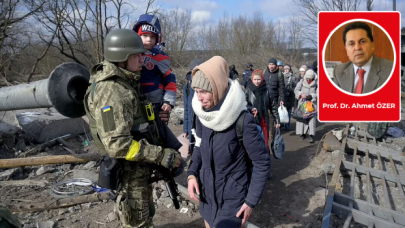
top-left (229, 64), bottom-right (239, 80)
top-left (245, 69), bottom-right (280, 149)
top-left (264, 58), bottom-right (285, 105)
top-left (264, 57), bottom-right (285, 139)
top-left (187, 56), bottom-right (270, 228)
top-left (183, 58), bottom-right (204, 155)
top-left (242, 63), bottom-right (254, 87)
top-left (312, 60), bottom-right (318, 74)
top-left (282, 65), bottom-right (296, 130)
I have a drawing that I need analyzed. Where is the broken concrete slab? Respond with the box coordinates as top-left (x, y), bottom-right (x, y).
top-left (82, 161), bottom-right (97, 170)
top-left (173, 107), bottom-right (184, 121)
top-left (36, 166), bottom-right (56, 176)
top-left (321, 163), bottom-right (335, 175)
top-left (0, 168), bottom-right (19, 181)
top-left (13, 108), bottom-right (89, 143)
top-left (36, 221), bottom-right (55, 228)
top-left (0, 111), bottom-right (21, 134)
top-left (72, 170), bottom-right (98, 183)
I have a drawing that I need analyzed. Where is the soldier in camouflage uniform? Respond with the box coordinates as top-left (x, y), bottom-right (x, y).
top-left (84, 29), bottom-right (183, 228)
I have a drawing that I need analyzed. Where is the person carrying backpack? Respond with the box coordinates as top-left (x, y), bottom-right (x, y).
top-left (245, 69), bottom-right (280, 150)
top-left (187, 56), bottom-right (270, 228)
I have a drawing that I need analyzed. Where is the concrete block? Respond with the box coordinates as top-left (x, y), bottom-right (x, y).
top-left (0, 111), bottom-right (21, 134)
top-left (14, 108), bottom-right (89, 143)
top-left (0, 168), bottom-right (19, 181)
top-left (72, 170), bottom-right (98, 183)
top-left (36, 221), bottom-right (55, 228)
top-left (36, 166), bottom-right (55, 176)
top-left (82, 161), bottom-right (97, 170)
top-left (173, 107), bottom-right (184, 121)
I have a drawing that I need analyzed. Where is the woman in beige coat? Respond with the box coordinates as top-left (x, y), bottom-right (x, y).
top-left (294, 69), bottom-right (317, 143)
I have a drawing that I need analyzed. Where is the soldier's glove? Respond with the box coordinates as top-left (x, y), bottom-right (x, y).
top-left (125, 139), bottom-right (163, 162)
top-left (160, 148), bottom-right (183, 169)
top-left (159, 110), bottom-right (170, 125)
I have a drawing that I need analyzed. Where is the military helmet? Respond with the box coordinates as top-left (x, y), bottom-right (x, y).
top-left (104, 29), bottom-right (147, 62)
top-left (247, 63), bottom-right (253, 68)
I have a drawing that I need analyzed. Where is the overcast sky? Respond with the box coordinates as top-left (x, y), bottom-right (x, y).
top-left (144, 0), bottom-right (404, 25)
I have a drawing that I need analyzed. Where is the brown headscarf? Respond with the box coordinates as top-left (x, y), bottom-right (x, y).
top-left (191, 56), bottom-right (229, 105)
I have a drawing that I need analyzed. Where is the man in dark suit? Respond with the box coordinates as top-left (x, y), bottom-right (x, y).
top-left (332, 22), bottom-right (393, 94)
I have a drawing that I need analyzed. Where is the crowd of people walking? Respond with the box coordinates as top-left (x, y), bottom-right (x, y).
top-left (182, 57), bottom-right (318, 227)
top-left (81, 12), bottom-right (318, 228)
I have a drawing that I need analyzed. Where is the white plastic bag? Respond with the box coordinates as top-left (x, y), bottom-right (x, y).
top-left (278, 105), bottom-right (289, 123)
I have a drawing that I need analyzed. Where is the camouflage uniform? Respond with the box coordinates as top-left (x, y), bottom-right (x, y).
top-left (85, 61), bottom-right (161, 227)
top-left (84, 29), bottom-right (182, 228)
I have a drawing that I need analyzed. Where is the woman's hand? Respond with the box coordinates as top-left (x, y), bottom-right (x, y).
top-left (187, 176), bottom-right (200, 203)
top-left (300, 94), bottom-right (307, 99)
top-left (275, 123), bottom-right (280, 128)
top-left (236, 203), bottom-right (253, 226)
top-left (251, 108), bottom-right (258, 117)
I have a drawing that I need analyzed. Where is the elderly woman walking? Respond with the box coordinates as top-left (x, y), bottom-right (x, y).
top-left (187, 56), bottom-right (270, 228)
top-left (294, 69), bottom-right (318, 143)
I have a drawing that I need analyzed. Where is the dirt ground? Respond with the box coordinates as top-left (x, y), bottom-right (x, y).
top-left (0, 112), bottom-right (346, 228)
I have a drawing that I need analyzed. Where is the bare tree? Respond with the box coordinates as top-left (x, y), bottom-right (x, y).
top-left (160, 8), bottom-right (194, 66)
top-left (286, 17), bottom-right (304, 66)
top-left (293, 0), bottom-right (364, 46)
top-left (27, 29), bottom-right (57, 82)
top-left (367, 0), bottom-right (373, 11)
top-left (0, 0), bottom-right (44, 83)
top-left (34, 0), bottom-right (153, 67)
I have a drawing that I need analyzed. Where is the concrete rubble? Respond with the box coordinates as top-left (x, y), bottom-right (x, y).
top-left (0, 108), bottom-right (89, 144)
top-left (0, 112), bottom-right (200, 227)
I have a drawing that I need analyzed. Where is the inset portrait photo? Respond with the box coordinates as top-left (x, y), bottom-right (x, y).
top-left (318, 12), bottom-right (400, 122)
top-left (324, 20), bottom-right (394, 95)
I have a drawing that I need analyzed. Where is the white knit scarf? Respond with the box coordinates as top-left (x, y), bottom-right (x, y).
top-left (192, 79), bottom-right (247, 131)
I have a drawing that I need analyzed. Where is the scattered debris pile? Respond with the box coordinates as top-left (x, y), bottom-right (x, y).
top-left (321, 123), bottom-right (405, 228)
top-left (0, 108), bottom-right (200, 228)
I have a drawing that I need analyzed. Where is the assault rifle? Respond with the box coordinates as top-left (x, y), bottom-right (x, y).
top-left (146, 163), bottom-right (180, 209)
top-left (131, 122), bottom-right (181, 209)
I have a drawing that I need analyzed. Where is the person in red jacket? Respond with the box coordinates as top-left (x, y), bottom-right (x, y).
top-left (133, 14), bottom-right (177, 123)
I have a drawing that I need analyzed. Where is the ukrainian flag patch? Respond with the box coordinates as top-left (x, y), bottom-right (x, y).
top-left (102, 106), bottom-right (111, 112)
top-left (101, 106), bottom-right (115, 132)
